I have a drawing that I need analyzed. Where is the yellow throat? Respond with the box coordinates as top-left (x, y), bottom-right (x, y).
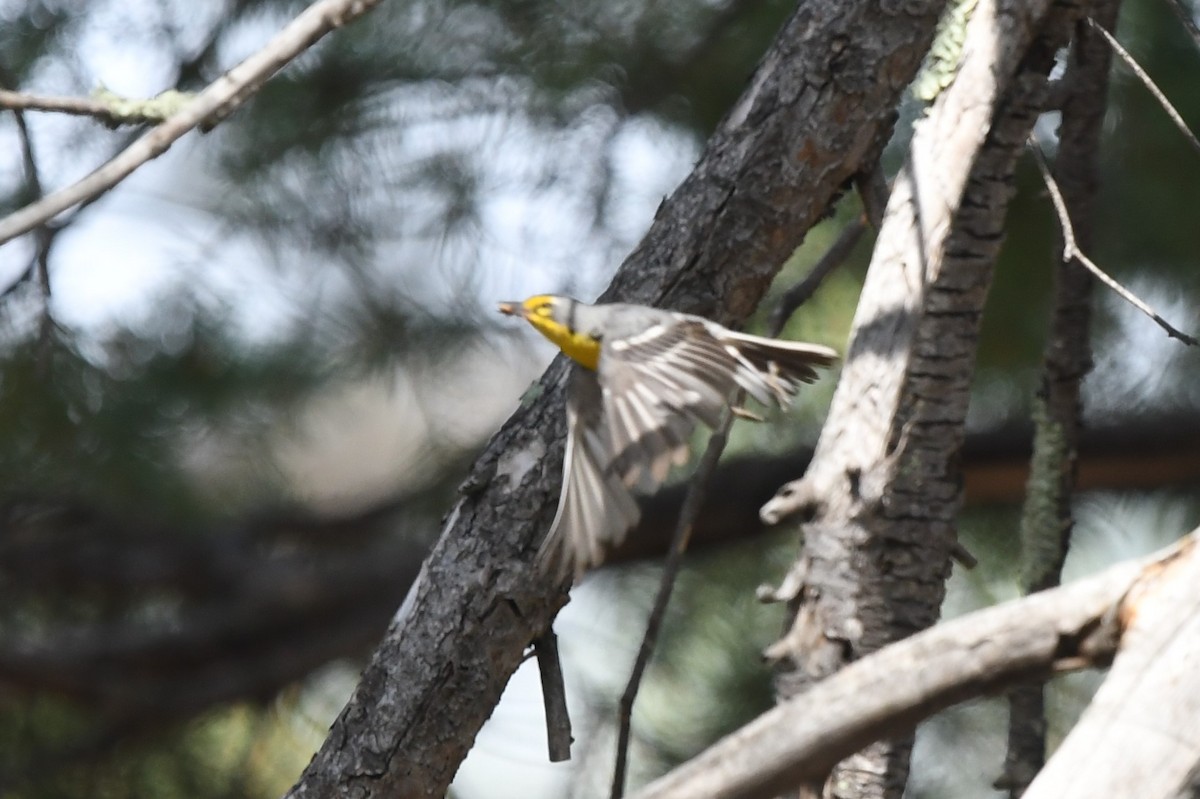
top-left (518, 295), bottom-right (601, 371)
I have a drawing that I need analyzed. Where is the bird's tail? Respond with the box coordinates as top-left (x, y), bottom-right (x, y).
top-left (719, 331), bottom-right (838, 406)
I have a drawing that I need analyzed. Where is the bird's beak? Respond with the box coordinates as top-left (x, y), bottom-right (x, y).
top-left (498, 301), bottom-right (523, 318)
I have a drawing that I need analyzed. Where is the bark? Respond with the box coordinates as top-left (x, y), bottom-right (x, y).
top-left (285, 0), bottom-right (950, 794)
top-left (630, 532), bottom-right (1197, 799)
top-left (1001, 4), bottom-right (1118, 794)
top-left (761, 0), bottom-right (1080, 794)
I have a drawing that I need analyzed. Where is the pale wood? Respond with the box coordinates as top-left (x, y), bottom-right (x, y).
top-left (1025, 535), bottom-right (1200, 799)
top-left (631, 534), bottom-right (1196, 799)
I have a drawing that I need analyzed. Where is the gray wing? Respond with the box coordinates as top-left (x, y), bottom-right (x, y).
top-left (600, 318), bottom-right (748, 493)
top-left (538, 317), bottom-right (837, 582)
top-left (537, 367), bottom-right (641, 582)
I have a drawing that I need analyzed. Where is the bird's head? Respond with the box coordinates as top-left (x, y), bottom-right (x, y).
top-left (498, 294), bottom-right (600, 370)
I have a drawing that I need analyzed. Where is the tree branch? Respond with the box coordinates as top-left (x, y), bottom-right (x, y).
top-left (1086, 17), bottom-right (1200, 156)
top-left (0, 88), bottom-right (188, 126)
top-left (1024, 534), bottom-right (1200, 799)
top-left (0, 0), bottom-right (385, 246)
top-left (630, 531), bottom-right (1197, 799)
top-left (765, 0), bottom-right (1080, 791)
top-left (612, 409), bottom-right (734, 799)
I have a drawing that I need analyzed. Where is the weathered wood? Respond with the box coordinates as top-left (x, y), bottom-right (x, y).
top-left (1025, 536), bottom-right (1200, 799)
top-left (630, 533), bottom-right (1196, 799)
top-left (761, 0), bottom-right (1080, 792)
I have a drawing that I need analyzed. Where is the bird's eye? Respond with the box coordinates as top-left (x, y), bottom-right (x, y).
top-left (536, 304), bottom-right (551, 317)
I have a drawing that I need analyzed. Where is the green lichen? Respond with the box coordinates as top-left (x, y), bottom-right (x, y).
top-left (911, 0), bottom-right (979, 103)
top-left (92, 84), bottom-right (196, 124)
top-left (1017, 396), bottom-right (1071, 592)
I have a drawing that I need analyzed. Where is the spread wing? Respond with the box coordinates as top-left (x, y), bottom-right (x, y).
top-left (537, 317), bottom-right (838, 582)
top-left (600, 319), bottom-right (742, 491)
top-left (537, 368), bottom-right (641, 582)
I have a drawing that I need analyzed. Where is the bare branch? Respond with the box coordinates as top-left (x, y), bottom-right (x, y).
top-left (534, 632), bottom-right (573, 763)
top-left (631, 532), bottom-right (1196, 799)
top-left (612, 408), bottom-right (735, 798)
top-left (1086, 17), bottom-right (1200, 156)
top-left (0, 88), bottom-right (186, 127)
top-left (767, 218), bottom-right (865, 338)
top-left (767, 0), bottom-right (1081, 790)
top-left (1029, 137), bottom-right (1197, 346)
top-left (0, 0), bottom-right (385, 246)
top-left (1002, 8), bottom-right (1117, 793)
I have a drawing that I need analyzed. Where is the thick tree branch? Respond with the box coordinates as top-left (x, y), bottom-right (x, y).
top-left (285, 0), bottom-right (954, 793)
top-left (764, 0), bottom-right (1080, 792)
top-left (630, 531), bottom-right (1197, 799)
top-left (0, 0), bottom-right (385, 246)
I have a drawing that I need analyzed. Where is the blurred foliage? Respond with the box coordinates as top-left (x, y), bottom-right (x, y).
top-left (0, 0), bottom-right (1197, 796)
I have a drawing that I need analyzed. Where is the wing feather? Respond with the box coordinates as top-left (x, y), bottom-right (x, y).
top-left (539, 311), bottom-right (838, 582)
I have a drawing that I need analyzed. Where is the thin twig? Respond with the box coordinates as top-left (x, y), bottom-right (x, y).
top-left (0, 0), bottom-right (385, 246)
top-left (768, 219), bottom-right (864, 338)
top-left (611, 407), bottom-right (736, 799)
top-left (855, 164), bottom-right (891, 231)
top-left (0, 89), bottom-right (157, 126)
top-left (769, 165), bottom-right (889, 338)
top-left (1087, 17), bottom-right (1200, 156)
top-left (534, 631), bottom-right (573, 762)
top-left (1029, 137), bottom-right (1197, 346)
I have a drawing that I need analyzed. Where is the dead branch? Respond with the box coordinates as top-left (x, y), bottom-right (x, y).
top-left (534, 632), bottom-right (573, 762)
top-left (612, 410), bottom-right (734, 798)
top-left (630, 532), bottom-right (1196, 799)
top-left (767, 218), bottom-right (865, 338)
top-left (1024, 535), bottom-right (1200, 799)
top-left (0, 88), bottom-right (178, 126)
top-left (1001, 7), bottom-right (1118, 793)
top-left (1029, 138), bottom-right (1197, 346)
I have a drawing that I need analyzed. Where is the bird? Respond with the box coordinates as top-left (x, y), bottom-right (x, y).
top-left (499, 294), bottom-right (838, 582)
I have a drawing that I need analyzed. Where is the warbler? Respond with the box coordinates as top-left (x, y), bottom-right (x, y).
top-left (499, 295), bottom-right (837, 582)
